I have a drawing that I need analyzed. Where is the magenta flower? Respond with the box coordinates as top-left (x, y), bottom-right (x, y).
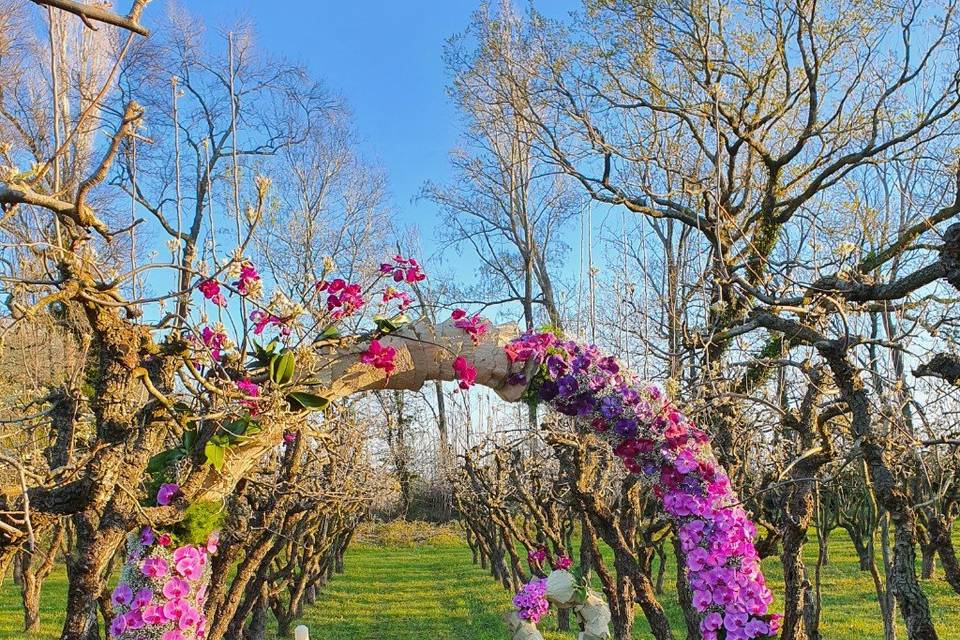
top-left (143, 605), bottom-right (165, 625)
top-left (179, 606), bottom-right (201, 630)
top-left (158, 533), bottom-right (172, 547)
top-left (108, 614), bottom-right (127, 638)
top-left (452, 356), bottom-right (477, 390)
top-left (141, 556), bottom-right (169, 578)
top-left (163, 598), bottom-right (189, 621)
top-left (162, 577), bottom-right (190, 599)
top-left (320, 278), bottom-right (364, 319)
top-left (555, 555), bottom-right (572, 570)
top-left (123, 608), bottom-right (145, 630)
top-left (177, 557), bottom-right (202, 581)
top-left (380, 255), bottom-right (426, 283)
top-left (360, 340), bottom-right (397, 377)
top-left (198, 279), bottom-right (227, 306)
top-left (157, 483), bottom-right (180, 506)
top-left (250, 309), bottom-right (292, 336)
top-left (111, 584), bottom-right (133, 607)
top-left (233, 261), bottom-right (260, 296)
top-left (235, 379), bottom-right (261, 414)
top-left (162, 630), bottom-right (187, 640)
top-left (452, 309), bottom-right (488, 344)
top-left (206, 531), bottom-right (220, 555)
top-left (133, 588), bottom-right (153, 609)
top-left (200, 325), bottom-right (228, 361)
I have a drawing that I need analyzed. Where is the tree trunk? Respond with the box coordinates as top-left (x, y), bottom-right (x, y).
top-left (823, 348), bottom-right (938, 640)
top-left (61, 514), bottom-right (124, 640)
top-left (929, 514), bottom-right (960, 595)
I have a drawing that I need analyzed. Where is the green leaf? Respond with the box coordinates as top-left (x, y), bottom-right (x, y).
top-left (223, 419), bottom-right (249, 438)
top-left (372, 313), bottom-right (409, 334)
top-left (204, 441), bottom-right (226, 471)
top-left (270, 349), bottom-right (296, 386)
top-left (147, 449), bottom-right (182, 476)
top-left (286, 391), bottom-right (331, 412)
top-left (251, 338), bottom-right (280, 366)
top-left (317, 326), bottom-right (340, 340)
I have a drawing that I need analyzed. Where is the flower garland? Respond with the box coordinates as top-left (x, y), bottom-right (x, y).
top-left (504, 332), bottom-right (780, 640)
top-left (109, 485), bottom-right (219, 640)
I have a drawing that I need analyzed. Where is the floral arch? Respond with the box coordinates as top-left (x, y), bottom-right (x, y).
top-left (92, 256), bottom-right (777, 640)
top-left (495, 332), bottom-right (780, 640)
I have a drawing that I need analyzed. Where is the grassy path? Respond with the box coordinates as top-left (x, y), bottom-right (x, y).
top-left (3, 530), bottom-right (960, 639)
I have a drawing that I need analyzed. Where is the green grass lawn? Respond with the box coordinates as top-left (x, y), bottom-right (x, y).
top-left (3, 529), bottom-right (960, 639)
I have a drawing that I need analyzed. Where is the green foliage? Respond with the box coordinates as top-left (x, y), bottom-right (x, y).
top-left (170, 500), bottom-right (224, 546)
top-left (286, 391), bottom-right (331, 411)
top-left (270, 348), bottom-right (296, 386)
top-left (373, 313), bottom-right (408, 334)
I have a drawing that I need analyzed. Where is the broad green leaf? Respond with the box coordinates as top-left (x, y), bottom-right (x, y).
top-left (287, 391), bottom-right (331, 411)
top-left (204, 441), bottom-right (226, 471)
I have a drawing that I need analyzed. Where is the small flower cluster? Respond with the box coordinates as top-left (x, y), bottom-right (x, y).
top-left (199, 325), bottom-right (230, 361)
top-left (527, 547), bottom-right (546, 564)
top-left (554, 555), bottom-right (572, 571)
top-left (235, 379), bottom-right (261, 414)
top-left (452, 356), bottom-right (477, 390)
top-left (232, 260), bottom-right (261, 297)
top-left (451, 309), bottom-right (488, 344)
top-left (319, 278), bottom-right (364, 319)
top-left (512, 577), bottom-right (549, 623)
top-left (109, 485), bottom-right (218, 640)
top-left (197, 280), bottom-right (226, 307)
top-left (380, 255), bottom-right (426, 284)
top-left (382, 286), bottom-right (413, 312)
top-left (505, 332), bottom-right (780, 640)
top-left (360, 340), bottom-right (397, 377)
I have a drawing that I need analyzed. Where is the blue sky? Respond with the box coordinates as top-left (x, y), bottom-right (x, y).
top-left (188, 1), bottom-right (582, 260)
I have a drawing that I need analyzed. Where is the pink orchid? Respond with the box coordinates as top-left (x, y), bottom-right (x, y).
top-left (142, 605), bottom-right (165, 625)
top-left (250, 309), bottom-right (291, 336)
top-left (360, 340), bottom-right (397, 377)
top-left (198, 279), bottom-right (227, 306)
top-left (163, 598), bottom-right (189, 621)
top-left (233, 261), bottom-right (260, 296)
top-left (200, 325), bottom-right (228, 361)
top-left (123, 608), bottom-right (145, 630)
top-left (179, 606), bottom-right (201, 630)
top-left (141, 556), bottom-right (169, 578)
top-left (382, 286), bottom-right (413, 311)
top-left (452, 355), bottom-right (477, 390)
top-left (111, 584), bottom-right (133, 607)
top-left (157, 483), bottom-right (180, 506)
top-left (379, 255), bottom-right (426, 283)
top-left (320, 278), bottom-right (364, 319)
top-left (452, 309), bottom-right (487, 344)
top-left (163, 578), bottom-right (190, 599)
top-left (206, 531), bottom-right (220, 555)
